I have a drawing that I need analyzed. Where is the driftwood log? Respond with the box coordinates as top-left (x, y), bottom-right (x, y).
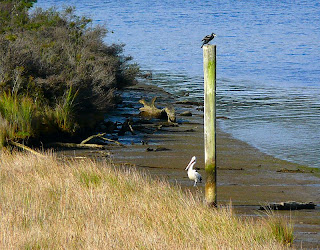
top-left (47, 142), bottom-right (105, 149)
top-left (139, 97), bottom-right (176, 123)
top-left (81, 133), bottom-right (125, 147)
top-left (9, 141), bottom-right (45, 158)
top-left (81, 133), bottom-right (107, 144)
top-left (260, 201), bottom-right (316, 210)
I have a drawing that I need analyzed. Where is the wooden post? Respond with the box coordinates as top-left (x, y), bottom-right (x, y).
top-left (203, 45), bottom-right (217, 207)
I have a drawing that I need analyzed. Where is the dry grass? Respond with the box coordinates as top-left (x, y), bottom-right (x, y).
top-left (0, 151), bottom-right (292, 249)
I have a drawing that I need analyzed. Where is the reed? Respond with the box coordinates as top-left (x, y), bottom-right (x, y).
top-left (0, 88), bottom-right (80, 147)
top-left (0, 92), bottom-right (36, 141)
top-left (264, 210), bottom-right (294, 246)
top-left (0, 151), bottom-right (293, 249)
top-left (53, 87), bottom-right (78, 133)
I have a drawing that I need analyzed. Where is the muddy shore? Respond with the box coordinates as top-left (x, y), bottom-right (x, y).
top-left (59, 84), bottom-right (320, 248)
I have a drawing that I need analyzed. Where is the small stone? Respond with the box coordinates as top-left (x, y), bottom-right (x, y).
top-left (196, 107), bottom-right (204, 111)
top-left (155, 147), bottom-right (170, 152)
top-left (180, 111), bottom-right (192, 116)
top-left (185, 129), bottom-right (195, 132)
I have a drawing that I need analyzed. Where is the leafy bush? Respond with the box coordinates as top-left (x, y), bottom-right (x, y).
top-left (0, 1), bottom-right (139, 146)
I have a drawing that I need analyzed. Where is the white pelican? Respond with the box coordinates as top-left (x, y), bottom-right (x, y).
top-left (185, 156), bottom-right (202, 186)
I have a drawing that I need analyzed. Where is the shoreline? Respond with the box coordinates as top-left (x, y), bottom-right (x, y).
top-left (58, 83), bottom-right (320, 247)
top-left (111, 114), bottom-right (320, 248)
top-left (113, 84), bottom-right (320, 248)
top-left (218, 122), bottom-right (320, 173)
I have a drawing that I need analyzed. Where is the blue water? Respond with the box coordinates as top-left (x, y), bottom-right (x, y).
top-left (34, 0), bottom-right (320, 168)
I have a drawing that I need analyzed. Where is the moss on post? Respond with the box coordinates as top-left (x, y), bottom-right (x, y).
top-left (203, 45), bottom-right (217, 207)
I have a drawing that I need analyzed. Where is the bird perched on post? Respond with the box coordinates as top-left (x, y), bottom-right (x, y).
top-left (201, 33), bottom-right (216, 48)
top-left (185, 156), bottom-right (202, 186)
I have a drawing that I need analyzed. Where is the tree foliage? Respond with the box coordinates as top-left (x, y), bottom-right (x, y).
top-left (0, 0), bottom-right (37, 33)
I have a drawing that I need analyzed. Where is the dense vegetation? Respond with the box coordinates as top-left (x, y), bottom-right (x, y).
top-left (0, 0), bottom-right (139, 147)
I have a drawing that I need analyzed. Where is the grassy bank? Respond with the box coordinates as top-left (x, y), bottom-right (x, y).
top-left (0, 151), bottom-right (293, 249)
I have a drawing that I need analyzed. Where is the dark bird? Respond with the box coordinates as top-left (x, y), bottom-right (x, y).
top-left (201, 33), bottom-right (216, 48)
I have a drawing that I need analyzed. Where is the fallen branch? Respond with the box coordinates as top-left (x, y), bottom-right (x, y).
top-left (260, 201), bottom-right (316, 210)
top-left (81, 133), bottom-right (125, 147)
top-left (96, 135), bottom-right (125, 147)
top-left (81, 133), bottom-right (106, 144)
top-left (139, 97), bottom-right (176, 122)
top-left (139, 97), bottom-right (163, 119)
top-left (48, 142), bottom-right (105, 149)
top-left (9, 141), bottom-right (45, 158)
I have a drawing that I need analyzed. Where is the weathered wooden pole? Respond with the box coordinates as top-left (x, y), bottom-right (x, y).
top-left (203, 45), bottom-right (217, 207)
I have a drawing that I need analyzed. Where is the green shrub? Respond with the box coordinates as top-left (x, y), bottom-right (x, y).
top-left (0, 90), bottom-right (80, 147)
top-left (0, 1), bottom-right (37, 34)
top-left (0, 2), bottom-right (139, 144)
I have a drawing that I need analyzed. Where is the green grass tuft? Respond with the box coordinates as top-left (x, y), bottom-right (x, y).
top-left (264, 210), bottom-right (294, 246)
top-left (79, 171), bottom-right (102, 188)
top-left (53, 87), bottom-right (78, 133)
top-left (0, 92), bottom-right (36, 142)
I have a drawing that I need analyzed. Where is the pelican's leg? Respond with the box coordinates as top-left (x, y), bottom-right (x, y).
top-left (194, 181), bottom-right (197, 187)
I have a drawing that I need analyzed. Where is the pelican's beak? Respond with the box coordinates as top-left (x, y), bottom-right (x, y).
top-left (185, 156), bottom-right (196, 170)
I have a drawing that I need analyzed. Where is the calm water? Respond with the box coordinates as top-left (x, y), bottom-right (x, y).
top-left (35, 1), bottom-right (320, 168)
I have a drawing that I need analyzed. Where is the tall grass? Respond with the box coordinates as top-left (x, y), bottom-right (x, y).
top-left (0, 92), bottom-right (36, 141)
top-left (0, 151), bottom-right (293, 249)
top-left (0, 88), bottom-right (80, 147)
top-left (53, 87), bottom-right (78, 133)
top-left (264, 210), bottom-right (294, 246)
